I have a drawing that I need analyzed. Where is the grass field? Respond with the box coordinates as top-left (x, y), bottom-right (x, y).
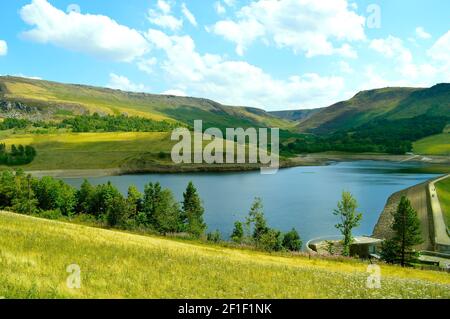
top-left (0, 132), bottom-right (174, 170)
top-left (413, 133), bottom-right (450, 156)
top-left (0, 131), bottom-right (262, 172)
top-left (0, 211), bottom-right (449, 299)
top-left (436, 177), bottom-right (450, 229)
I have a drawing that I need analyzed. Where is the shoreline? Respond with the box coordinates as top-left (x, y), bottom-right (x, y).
top-left (21, 153), bottom-right (450, 178)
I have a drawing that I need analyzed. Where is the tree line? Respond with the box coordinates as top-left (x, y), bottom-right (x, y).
top-left (0, 170), bottom-right (206, 238)
top-left (0, 144), bottom-right (36, 166)
top-left (0, 114), bottom-right (179, 133)
top-left (282, 115), bottom-right (449, 155)
top-left (0, 170), bottom-right (302, 252)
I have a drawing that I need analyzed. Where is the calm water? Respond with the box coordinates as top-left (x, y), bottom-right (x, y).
top-left (62, 161), bottom-right (437, 242)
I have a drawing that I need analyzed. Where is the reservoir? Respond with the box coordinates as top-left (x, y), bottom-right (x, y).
top-left (62, 161), bottom-right (438, 242)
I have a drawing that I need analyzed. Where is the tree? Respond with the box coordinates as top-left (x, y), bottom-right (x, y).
top-left (259, 228), bottom-right (283, 252)
top-left (76, 179), bottom-right (95, 214)
top-left (333, 192), bottom-right (362, 256)
top-left (153, 189), bottom-right (182, 234)
top-left (245, 197), bottom-right (269, 244)
top-left (143, 182), bottom-right (162, 226)
top-left (282, 228), bottom-right (302, 252)
top-left (231, 221), bottom-right (244, 244)
top-left (386, 196), bottom-right (423, 267)
top-left (106, 193), bottom-right (129, 227)
top-left (207, 230), bottom-right (221, 243)
top-left (380, 239), bottom-right (399, 264)
top-left (127, 185), bottom-right (142, 217)
top-left (182, 182), bottom-right (206, 238)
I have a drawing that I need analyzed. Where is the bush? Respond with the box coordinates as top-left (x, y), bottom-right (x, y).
top-left (207, 230), bottom-right (222, 243)
top-left (282, 228), bottom-right (302, 251)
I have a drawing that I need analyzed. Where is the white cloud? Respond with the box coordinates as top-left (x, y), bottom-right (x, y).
top-left (107, 73), bottom-right (147, 92)
top-left (20, 0), bottom-right (148, 62)
top-left (210, 0), bottom-right (365, 57)
top-left (148, 10), bottom-right (183, 31)
top-left (0, 40), bottom-right (7, 56)
top-left (214, 2), bottom-right (226, 15)
top-left (137, 57), bottom-right (158, 74)
top-left (157, 0), bottom-right (171, 14)
top-left (369, 34), bottom-right (450, 87)
top-left (162, 89), bottom-right (187, 96)
top-left (145, 29), bottom-right (345, 109)
top-left (181, 3), bottom-right (197, 27)
top-left (428, 30), bottom-right (450, 61)
top-left (415, 27), bottom-right (431, 39)
top-left (223, 0), bottom-right (236, 6)
top-left (337, 61), bottom-right (354, 74)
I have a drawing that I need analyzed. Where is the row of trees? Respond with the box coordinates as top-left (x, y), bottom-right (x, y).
top-left (0, 114), bottom-right (178, 133)
top-left (282, 115), bottom-right (449, 155)
top-left (0, 144), bottom-right (37, 166)
top-left (229, 198), bottom-right (302, 252)
top-left (0, 170), bottom-right (206, 238)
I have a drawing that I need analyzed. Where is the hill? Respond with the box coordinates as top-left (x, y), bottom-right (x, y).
top-left (298, 84), bottom-right (450, 134)
top-left (0, 211), bottom-right (448, 299)
top-left (269, 108), bottom-right (324, 121)
top-left (0, 76), bottom-right (292, 130)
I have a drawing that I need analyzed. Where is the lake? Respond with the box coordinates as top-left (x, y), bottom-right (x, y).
top-left (62, 161), bottom-right (438, 242)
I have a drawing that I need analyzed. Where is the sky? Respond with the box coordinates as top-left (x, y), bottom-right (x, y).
top-left (0, 0), bottom-right (449, 111)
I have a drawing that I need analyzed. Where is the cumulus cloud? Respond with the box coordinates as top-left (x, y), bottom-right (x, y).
top-left (181, 3), bottom-right (197, 27)
top-left (20, 0), bottom-right (148, 62)
top-left (0, 40), bottom-right (7, 56)
top-left (148, 0), bottom-right (183, 31)
top-left (415, 27), bottom-right (431, 39)
top-left (428, 30), bottom-right (450, 61)
top-left (369, 34), bottom-right (450, 86)
top-left (107, 73), bottom-right (147, 92)
top-left (145, 29), bottom-right (345, 109)
top-left (209, 0), bottom-right (365, 57)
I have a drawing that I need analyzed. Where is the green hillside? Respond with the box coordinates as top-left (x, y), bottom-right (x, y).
top-left (0, 76), bottom-right (292, 130)
top-left (0, 211), bottom-right (448, 299)
top-left (269, 108), bottom-right (324, 121)
top-left (298, 84), bottom-right (450, 134)
top-left (413, 133), bottom-right (450, 156)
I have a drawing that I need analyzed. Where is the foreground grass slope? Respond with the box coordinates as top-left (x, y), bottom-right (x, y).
top-left (0, 212), bottom-right (448, 299)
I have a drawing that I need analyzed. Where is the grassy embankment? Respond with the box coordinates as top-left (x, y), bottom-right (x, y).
top-left (436, 177), bottom-right (450, 230)
top-left (0, 131), bottom-right (271, 173)
top-left (0, 211), bottom-right (449, 299)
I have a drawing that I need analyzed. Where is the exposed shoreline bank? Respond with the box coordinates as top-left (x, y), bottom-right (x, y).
top-left (22, 153), bottom-right (450, 178)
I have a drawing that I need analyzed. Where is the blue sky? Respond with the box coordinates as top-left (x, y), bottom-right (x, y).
top-left (0, 0), bottom-right (449, 110)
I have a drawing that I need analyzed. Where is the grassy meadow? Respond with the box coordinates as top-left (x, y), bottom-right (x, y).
top-left (0, 211), bottom-right (449, 299)
top-left (436, 177), bottom-right (450, 229)
top-left (413, 133), bottom-right (450, 156)
top-left (0, 132), bottom-right (174, 170)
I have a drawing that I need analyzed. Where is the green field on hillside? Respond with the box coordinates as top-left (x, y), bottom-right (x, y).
top-left (0, 132), bottom-right (174, 170)
top-left (413, 133), bottom-right (450, 155)
top-left (436, 177), bottom-right (450, 229)
top-left (0, 212), bottom-right (448, 299)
